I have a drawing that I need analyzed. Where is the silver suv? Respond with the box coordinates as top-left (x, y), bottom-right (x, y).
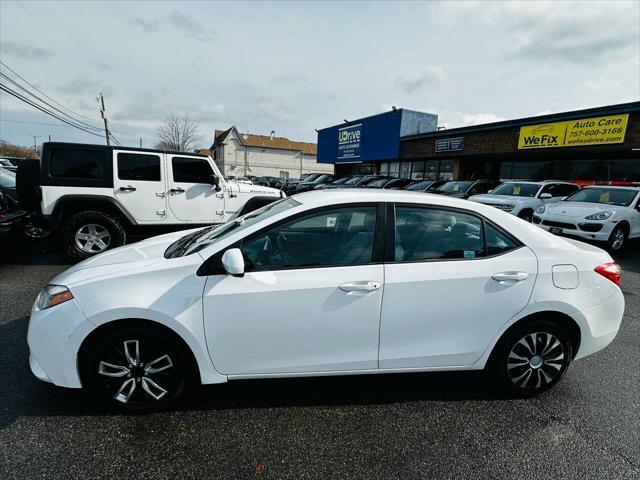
top-left (468, 180), bottom-right (580, 222)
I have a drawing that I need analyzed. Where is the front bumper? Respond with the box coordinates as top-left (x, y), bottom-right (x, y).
top-left (534, 215), bottom-right (615, 242)
top-left (27, 296), bottom-right (94, 388)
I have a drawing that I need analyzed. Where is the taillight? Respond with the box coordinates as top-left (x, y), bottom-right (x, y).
top-left (594, 262), bottom-right (621, 286)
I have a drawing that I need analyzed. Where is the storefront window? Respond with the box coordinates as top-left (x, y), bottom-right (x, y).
top-left (399, 162), bottom-right (411, 179)
top-left (425, 160), bottom-right (438, 180)
top-left (510, 160), bottom-right (553, 180)
top-left (608, 158), bottom-right (640, 182)
top-left (379, 162), bottom-right (389, 175)
top-left (410, 161), bottom-right (425, 180)
top-left (438, 159), bottom-right (454, 180)
top-left (389, 162), bottom-right (400, 176)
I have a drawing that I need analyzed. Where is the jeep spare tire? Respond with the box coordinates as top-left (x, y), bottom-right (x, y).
top-left (15, 158), bottom-right (41, 211)
top-left (63, 211), bottom-right (126, 259)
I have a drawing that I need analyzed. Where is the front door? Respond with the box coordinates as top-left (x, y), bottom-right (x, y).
top-left (379, 204), bottom-right (537, 369)
top-left (113, 150), bottom-right (166, 223)
top-left (166, 155), bottom-right (223, 223)
top-left (202, 204), bottom-right (384, 375)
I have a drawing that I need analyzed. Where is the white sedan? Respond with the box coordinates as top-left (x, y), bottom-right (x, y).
top-left (28, 190), bottom-right (625, 412)
top-left (533, 186), bottom-right (640, 252)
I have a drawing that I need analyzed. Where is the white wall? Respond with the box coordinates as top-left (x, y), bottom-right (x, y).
top-left (215, 129), bottom-right (333, 179)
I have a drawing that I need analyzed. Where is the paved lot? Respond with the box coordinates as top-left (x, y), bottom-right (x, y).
top-left (0, 237), bottom-right (638, 479)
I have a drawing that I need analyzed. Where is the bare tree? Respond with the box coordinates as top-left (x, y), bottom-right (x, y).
top-left (155, 114), bottom-right (200, 151)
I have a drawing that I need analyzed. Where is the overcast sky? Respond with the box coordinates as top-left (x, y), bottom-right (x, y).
top-left (0, 0), bottom-right (638, 150)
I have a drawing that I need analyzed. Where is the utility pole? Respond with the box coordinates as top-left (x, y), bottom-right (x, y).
top-left (31, 135), bottom-right (42, 154)
top-left (99, 92), bottom-right (110, 146)
top-left (139, 137), bottom-right (142, 148)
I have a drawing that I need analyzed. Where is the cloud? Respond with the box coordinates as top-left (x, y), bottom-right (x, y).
top-left (1, 41), bottom-right (54, 59)
top-left (56, 75), bottom-right (99, 95)
top-left (271, 72), bottom-right (308, 85)
top-left (396, 66), bottom-right (449, 94)
top-left (461, 113), bottom-right (506, 125)
top-left (129, 9), bottom-right (215, 41)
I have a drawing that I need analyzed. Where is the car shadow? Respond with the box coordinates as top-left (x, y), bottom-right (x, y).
top-left (0, 313), bottom-right (507, 429)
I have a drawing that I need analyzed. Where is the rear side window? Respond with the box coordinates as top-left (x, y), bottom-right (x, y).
top-left (49, 148), bottom-right (106, 179)
top-left (394, 206), bottom-right (519, 262)
top-left (172, 157), bottom-right (213, 183)
top-left (117, 153), bottom-right (161, 181)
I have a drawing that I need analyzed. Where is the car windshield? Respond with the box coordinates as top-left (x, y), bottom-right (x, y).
top-left (0, 167), bottom-right (16, 188)
top-left (491, 182), bottom-right (540, 197)
top-left (312, 175), bottom-right (331, 183)
top-left (165, 197), bottom-right (301, 258)
top-left (331, 177), bottom-right (350, 185)
top-left (406, 181), bottom-right (433, 190)
top-left (343, 176), bottom-right (363, 185)
top-left (438, 181), bottom-right (474, 193)
top-left (565, 188), bottom-right (638, 207)
top-left (368, 178), bottom-right (391, 187)
top-left (302, 174), bottom-right (321, 183)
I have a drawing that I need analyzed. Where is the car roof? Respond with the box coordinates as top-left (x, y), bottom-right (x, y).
top-left (582, 185), bottom-right (640, 190)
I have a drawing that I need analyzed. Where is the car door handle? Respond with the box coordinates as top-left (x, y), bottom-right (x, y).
top-left (339, 281), bottom-right (381, 292)
top-left (119, 186), bottom-right (136, 192)
top-left (491, 272), bottom-right (529, 283)
top-left (169, 187), bottom-right (185, 194)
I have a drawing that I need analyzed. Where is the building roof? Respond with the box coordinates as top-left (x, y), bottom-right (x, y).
top-left (212, 126), bottom-right (317, 155)
top-left (402, 101), bottom-right (640, 141)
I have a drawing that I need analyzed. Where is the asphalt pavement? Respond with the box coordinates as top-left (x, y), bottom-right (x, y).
top-left (0, 238), bottom-right (638, 479)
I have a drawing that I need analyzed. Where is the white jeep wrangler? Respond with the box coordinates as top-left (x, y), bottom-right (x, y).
top-left (17, 142), bottom-right (283, 258)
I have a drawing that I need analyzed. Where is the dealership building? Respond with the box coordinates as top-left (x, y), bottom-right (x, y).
top-left (317, 102), bottom-right (639, 185)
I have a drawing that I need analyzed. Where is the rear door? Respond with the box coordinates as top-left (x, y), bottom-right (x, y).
top-left (113, 150), bottom-right (167, 223)
top-left (166, 155), bottom-right (223, 223)
top-left (379, 204), bottom-right (537, 369)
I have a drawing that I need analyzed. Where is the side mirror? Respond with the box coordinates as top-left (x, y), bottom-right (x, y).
top-left (209, 174), bottom-right (221, 191)
top-left (539, 193), bottom-right (552, 199)
top-left (221, 248), bottom-right (244, 276)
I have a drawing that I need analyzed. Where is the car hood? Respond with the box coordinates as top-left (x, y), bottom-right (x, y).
top-left (544, 202), bottom-right (622, 217)
top-left (468, 194), bottom-right (532, 205)
top-left (51, 228), bottom-right (203, 286)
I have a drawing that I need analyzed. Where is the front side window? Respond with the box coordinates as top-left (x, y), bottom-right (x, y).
top-left (394, 206), bottom-right (520, 262)
top-left (117, 153), bottom-right (161, 181)
top-left (172, 157), bottom-right (214, 183)
top-left (49, 148), bottom-right (106, 179)
top-left (241, 206), bottom-right (377, 271)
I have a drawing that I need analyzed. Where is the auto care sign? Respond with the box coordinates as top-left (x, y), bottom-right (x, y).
top-left (518, 114), bottom-right (628, 149)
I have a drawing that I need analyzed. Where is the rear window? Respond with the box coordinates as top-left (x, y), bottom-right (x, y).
top-left (49, 148), bottom-right (106, 179)
top-left (118, 153), bottom-right (161, 181)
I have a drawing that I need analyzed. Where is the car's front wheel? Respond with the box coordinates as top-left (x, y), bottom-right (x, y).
top-left (81, 327), bottom-right (190, 413)
top-left (607, 225), bottom-right (627, 253)
top-left (492, 320), bottom-right (572, 397)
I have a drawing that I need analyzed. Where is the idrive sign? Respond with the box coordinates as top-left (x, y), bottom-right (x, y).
top-left (518, 114), bottom-right (629, 149)
top-left (338, 123), bottom-right (362, 160)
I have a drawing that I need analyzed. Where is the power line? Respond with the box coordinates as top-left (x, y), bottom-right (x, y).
top-left (0, 61), bottom-right (103, 130)
top-left (0, 83), bottom-right (107, 139)
top-left (0, 72), bottom-right (103, 132)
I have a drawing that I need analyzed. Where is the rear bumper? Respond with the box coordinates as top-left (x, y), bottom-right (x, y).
top-left (0, 210), bottom-right (27, 234)
top-left (574, 287), bottom-right (625, 360)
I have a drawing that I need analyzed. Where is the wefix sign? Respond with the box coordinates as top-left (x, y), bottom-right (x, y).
top-left (518, 114), bottom-right (629, 149)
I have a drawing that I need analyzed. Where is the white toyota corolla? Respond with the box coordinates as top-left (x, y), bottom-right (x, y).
top-left (28, 190), bottom-right (625, 412)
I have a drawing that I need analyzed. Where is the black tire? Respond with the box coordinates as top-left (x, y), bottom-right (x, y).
top-left (517, 209), bottom-right (534, 223)
top-left (15, 158), bottom-right (41, 211)
top-left (62, 210), bottom-right (126, 259)
top-left (22, 214), bottom-right (53, 240)
top-left (80, 326), bottom-right (191, 413)
top-left (607, 224), bottom-right (628, 253)
top-left (237, 196), bottom-right (278, 217)
top-left (490, 320), bottom-right (573, 397)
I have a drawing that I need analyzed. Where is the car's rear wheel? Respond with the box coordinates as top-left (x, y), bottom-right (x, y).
top-left (492, 320), bottom-right (572, 397)
top-left (81, 327), bottom-right (190, 413)
top-left (607, 225), bottom-right (627, 253)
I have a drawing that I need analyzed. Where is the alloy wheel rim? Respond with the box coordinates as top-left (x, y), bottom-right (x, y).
top-left (507, 332), bottom-right (565, 389)
top-left (611, 229), bottom-right (625, 250)
top-left (75, 224), bottom-right (111, 253)
top-left (97, 339), bottom-right (175, 405)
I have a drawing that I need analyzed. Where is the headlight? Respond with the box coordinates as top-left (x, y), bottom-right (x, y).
top-left (35, 285), bottom-right (74, 310)
top-left (585, 211), bottom-right (613, 220)
top-left (536, 205), bottom-right (546, 214)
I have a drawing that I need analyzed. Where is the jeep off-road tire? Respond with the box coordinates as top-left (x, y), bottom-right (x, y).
top-left (63, 210), bottom-right (126, 260)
